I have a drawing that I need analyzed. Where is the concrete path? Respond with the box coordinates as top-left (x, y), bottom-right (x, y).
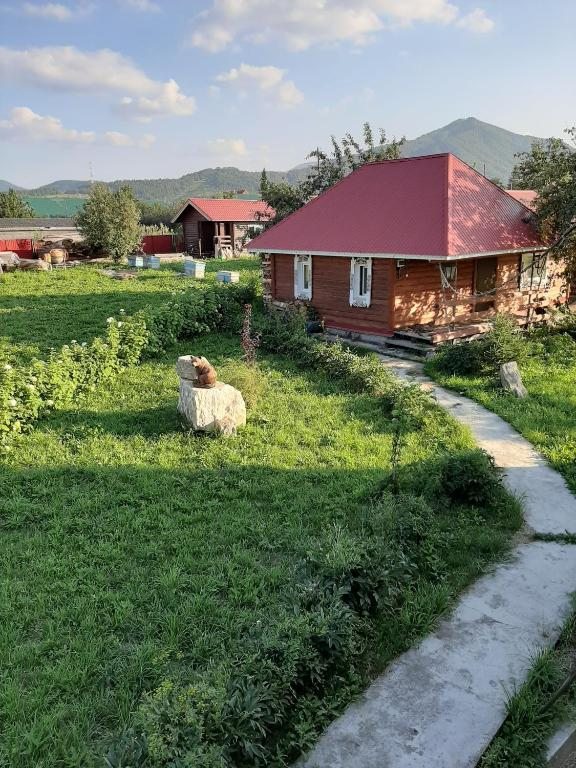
top-left (301, 358), bottom-right (576, 768)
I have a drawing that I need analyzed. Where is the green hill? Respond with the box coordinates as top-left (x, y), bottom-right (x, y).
top-left (401, 117), bottom-right (543, 183)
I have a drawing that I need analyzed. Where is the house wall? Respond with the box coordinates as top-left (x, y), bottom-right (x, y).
top-left (270, 253), bottom-right (395, 335)
top-left (266, 252), bottom-right (568, 335)
top-left (393, 255), bottom-right (567, 328)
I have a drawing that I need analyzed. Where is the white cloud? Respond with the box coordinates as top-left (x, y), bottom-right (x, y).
top-left (22, 2), bottom-right (93, 21)
top-left (0, 46), bottom-right (195, 120)
top-left (216, 63), bottom-right (303, 107)
top-left (191, 0), bottom-right (494, 52)
top-left (0, 106), bottom-right (155, 148)
top-left (456, 7), bottom-right (494, 33)
top-left (23, 3), bottom-right (72, 20)
top-left (121, 0), bottom-right (160, 12)
top-left (0, 106), bottom-right (95, 143)
top-left (117, 79), bottom-right (196, 122)
top-left (207, 137), bottom-right (248, 158)
top-left (104, 130), bottom-right (156, 148)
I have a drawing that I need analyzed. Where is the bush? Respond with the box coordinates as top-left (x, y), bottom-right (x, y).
top-left (225, 363), bottom-right (266, 410)
top-left (431, 314), bottom-right (528, 378)
top-left (436, 449), bottom-right (504, 508)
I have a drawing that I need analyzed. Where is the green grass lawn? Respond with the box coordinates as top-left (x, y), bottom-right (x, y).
top-left (0, 265), bottom-right (523, 766)
top-left (427, 357), bottom-right (576, 494)
top-left (0, 258), bottom-right (260, 365)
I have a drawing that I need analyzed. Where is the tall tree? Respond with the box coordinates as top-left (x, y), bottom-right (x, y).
top-left (259, 168), bottom-right (268, 198)
top-left (0, 189), bottom-right (34, 218)
top-left (261, 122), bottom-right (405, 225)
top-left (76, 183), bottom-right (141, 262)
top-left (510, 127), bottom-right (576, 277)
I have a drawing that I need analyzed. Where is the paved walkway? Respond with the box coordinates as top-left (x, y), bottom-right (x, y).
top-left (301, 358), bottom-right (576, 768)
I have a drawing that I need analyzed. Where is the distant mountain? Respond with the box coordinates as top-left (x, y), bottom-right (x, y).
top-left (15, 118), bottom-right (554, 203)
top-left (0, 180), bottom-right (24, 192)
top-left (28, 179), bottom-right (93, 195)
top-left (401, 117), bottom-right (543, 182)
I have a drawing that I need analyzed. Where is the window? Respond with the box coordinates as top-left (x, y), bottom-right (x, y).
top-left (294, 254), bottom-right (312, 300)
top-left (520, 253), bottom-right (547, 290)
top-left (349, 257), bottom-right (372, 307)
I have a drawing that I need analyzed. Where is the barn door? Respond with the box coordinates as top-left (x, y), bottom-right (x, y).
top-left (474, 257), bottom-right (497, 311)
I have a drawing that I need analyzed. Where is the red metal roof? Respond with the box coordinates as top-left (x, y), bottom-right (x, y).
top-left (248, 154), bottom-right (544, 259)
top-left (506, 189), bottom-right (538, 210)
top-left (179, 198), bottom-right (273, 223)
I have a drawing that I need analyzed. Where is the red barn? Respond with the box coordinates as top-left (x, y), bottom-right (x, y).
top-left (172, 198), bottom-right (273, 258)
top-left (248, 154), bottom-right (566, 348)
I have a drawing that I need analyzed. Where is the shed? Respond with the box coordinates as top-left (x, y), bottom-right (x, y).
top-left (172, 198), bottom-right (273, 257)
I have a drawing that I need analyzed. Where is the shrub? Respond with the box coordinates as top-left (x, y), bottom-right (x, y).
top-left (431, 314), bottom-right (528, 378)
top-left (225, 363), bottom-right (266, 410)
top-left (436, 449), bottom-right (504, 508)
top-left (431, 339), bottom-right (489, 377)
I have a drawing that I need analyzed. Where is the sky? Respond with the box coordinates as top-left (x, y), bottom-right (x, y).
top-left (0, 0), bottom-right (574, 187)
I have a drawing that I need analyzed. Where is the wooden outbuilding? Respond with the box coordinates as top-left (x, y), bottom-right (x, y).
top-left (248, 154), bottom-right (567, 349)
top-left (171, 198), bottom-right (273, 258)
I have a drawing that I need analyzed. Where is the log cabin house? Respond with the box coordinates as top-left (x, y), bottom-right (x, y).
top-left (248, 154), bottom-right (567, 351)
top-left (172, 198), bottom-right (273, 258)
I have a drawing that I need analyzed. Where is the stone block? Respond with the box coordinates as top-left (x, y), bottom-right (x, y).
top-left (178, 380), bottom-right (246, 432)
top-left (500, 361), bottom-right (528, 398)
top-left (176, 355), bottom-right (199, 382)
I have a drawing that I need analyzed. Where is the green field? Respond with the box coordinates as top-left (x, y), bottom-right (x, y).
top-left (0, 258), bottom-right (259, 365)
top-left (0, 265), bottom-right (522, 766)
top-left (23, 196), bottom-right (87, 217)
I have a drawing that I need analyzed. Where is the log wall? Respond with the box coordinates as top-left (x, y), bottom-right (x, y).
top-left (271, 253), bottom-right (395, 334)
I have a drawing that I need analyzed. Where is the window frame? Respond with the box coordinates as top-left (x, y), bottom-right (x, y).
top-left (294, 254), bottom-right (312, 300)
top-left (349, 257), bottom-right (372, 308)
top-left (519, 252), bottom-right (548, 291)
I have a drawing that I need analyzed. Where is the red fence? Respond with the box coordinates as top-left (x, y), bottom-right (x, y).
top-left (0, 234), bottom-right (183, 259)
top-left (0, 239), bottom-right (33, 258)
top-left (141, 234), bottom-right (183, 254)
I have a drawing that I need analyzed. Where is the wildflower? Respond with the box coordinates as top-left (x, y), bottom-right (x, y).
top-left (118, 321), bottom-right (123, 327)
top-left (30, 376), bottom-right (37, 382)
top-left (8, 398), bottom-right (17, 407)
top-left (71, 340), bottom-right (77, 344)
top-left (25, 383), bottom-right (36, 390)
top-left (3, 364), bottom-right (12, 371)
top-left (106, 317), bottom-right (114, 324)
top-left (119, 309), bottom-right (125, 314)
top-left (46, 399), bottom-right (54, 407)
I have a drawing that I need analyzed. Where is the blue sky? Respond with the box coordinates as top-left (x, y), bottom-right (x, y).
top-left (0, 0), bottom-right (574, 187)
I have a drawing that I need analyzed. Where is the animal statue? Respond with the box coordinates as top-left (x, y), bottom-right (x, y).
top-left (191, 356), bottom-right (217, 388)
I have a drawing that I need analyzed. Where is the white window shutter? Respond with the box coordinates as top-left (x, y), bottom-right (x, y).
top-left (293, 255), bottom-right (299, 298)
top-left (349, 258), bottom-right (356, 305)
top-left (365, 258), bottom-right (372, 307)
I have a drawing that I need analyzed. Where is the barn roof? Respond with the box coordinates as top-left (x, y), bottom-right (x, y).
top-left (172, 198), bottom-right (273, 224)
top-left (248, 154), bottom-right (545, 260)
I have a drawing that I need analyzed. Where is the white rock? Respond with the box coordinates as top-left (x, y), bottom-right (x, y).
top-left (0, 251), bottom-right (20, 271)
top-left (178, 380), bottom-right (246, 432)
top-left (176, 355), bottom-right (199, 382)
top-left (500, 361), bottom-right (528, 398)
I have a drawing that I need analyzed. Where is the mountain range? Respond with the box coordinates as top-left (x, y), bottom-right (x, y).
top-left (4, 118), bottom-right (549, 203)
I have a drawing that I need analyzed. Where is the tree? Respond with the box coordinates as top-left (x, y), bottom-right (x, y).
top-left (261, 122), bottom-right (405, 225)
top-left (259, 168), bottom-right (268, 198)
top-left (0, 189), bottom-right (34, 218)
top-left (510, 127), bottom-right (576, 278)
top-left (76, 183), bottom-right (141, 262)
